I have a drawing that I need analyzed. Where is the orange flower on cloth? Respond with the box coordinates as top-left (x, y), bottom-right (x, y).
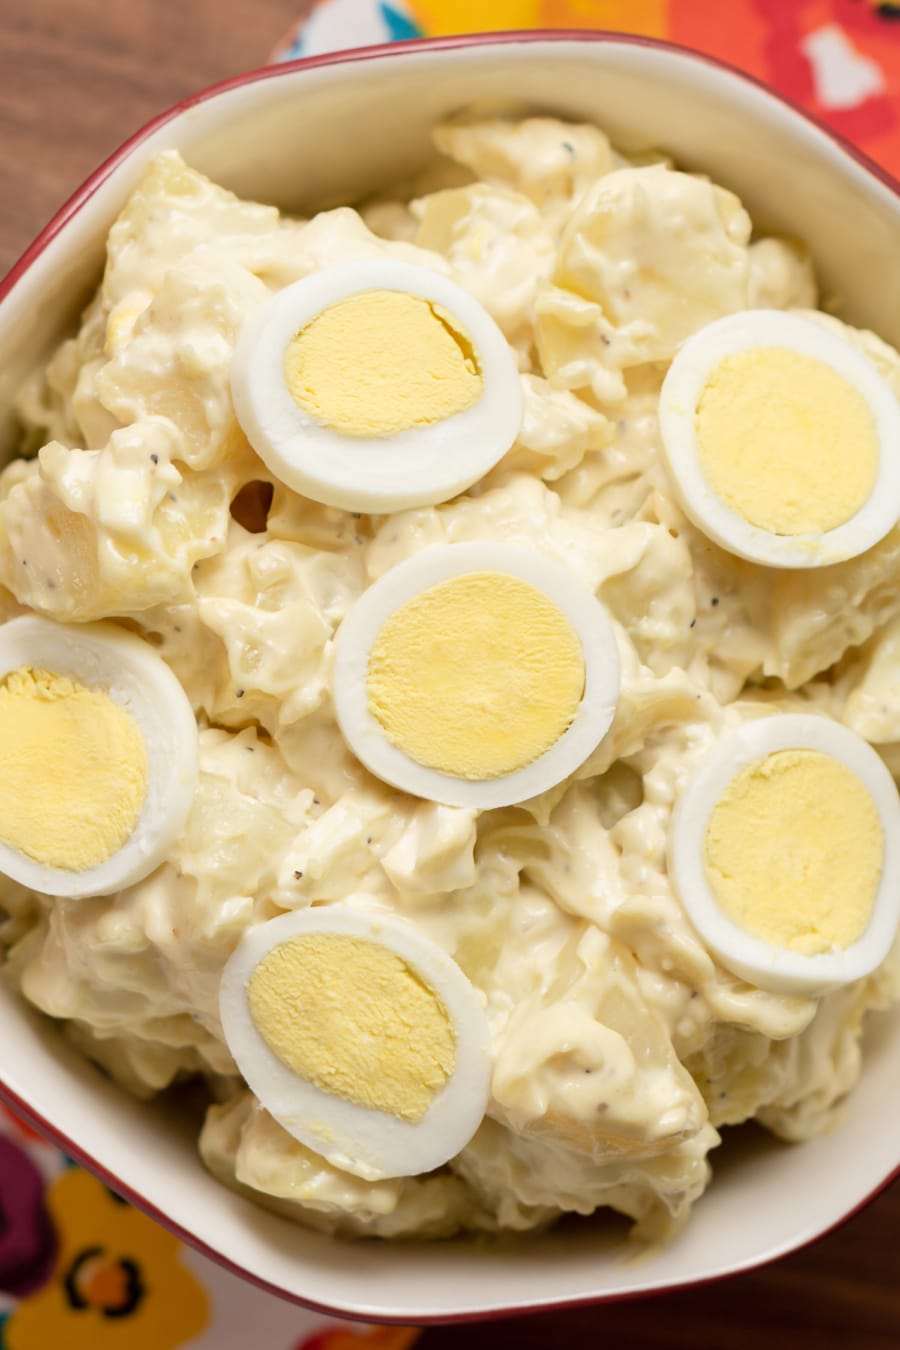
top-left (4, 1169), bottom-right (209, 1350)
top-left (296, 1328), bottom-right (420, 1350)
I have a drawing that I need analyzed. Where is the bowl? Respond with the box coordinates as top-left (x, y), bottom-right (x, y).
top-left (0, 30), bottom-right (898, 1324)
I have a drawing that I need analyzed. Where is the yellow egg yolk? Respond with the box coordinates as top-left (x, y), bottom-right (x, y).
top-left (366, 572), bottom-right (586, 780)
top-left (283, 290), bottom-right (483, 437)
top-left (695, 347), bottom-right (879, 535)
top-left (704, 748), bottom-right (883, 955)
top-left (0, 667), bottom-right (148, 872)
top-left (247, 934), bottom-right (456, 1122)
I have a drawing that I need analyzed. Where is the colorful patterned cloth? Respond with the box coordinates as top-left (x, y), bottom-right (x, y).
top-left (276, 0), bottom-right (900, 177)
top-left (0, 1105), bottom-right (419, 1347)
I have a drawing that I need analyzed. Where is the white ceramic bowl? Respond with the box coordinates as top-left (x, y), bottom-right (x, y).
top-left (0, 31), bottom-right (898, 1324)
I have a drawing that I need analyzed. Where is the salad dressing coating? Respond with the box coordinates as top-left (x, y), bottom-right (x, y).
top-left (0, 116), bottom-right (898, 1243)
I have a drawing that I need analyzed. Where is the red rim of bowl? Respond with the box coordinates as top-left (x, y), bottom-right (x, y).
top-left (0, 27), bottom-right (898, 1324)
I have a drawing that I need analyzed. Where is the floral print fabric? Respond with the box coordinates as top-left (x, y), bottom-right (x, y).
top-left (0, 1106), bottom-right (418, 1350)
top-left (276, 0), bottom-right (900, 177)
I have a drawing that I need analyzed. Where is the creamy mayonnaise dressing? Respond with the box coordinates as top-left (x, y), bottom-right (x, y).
top-left (0, 117), bottom-right (898, 1243)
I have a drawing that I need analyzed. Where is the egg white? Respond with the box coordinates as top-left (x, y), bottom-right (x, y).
top-left (0, 616), bottom-right (199, 899)
top-left (332, 542), bottom-right (621, 809)
top-left (230, 259), bottom-right (523, 514)
top-left (219, 903), bottom-right (492, 1180)
top-left (658, 310), bottom-right (900, 568)
top-left (668, 713), bottom-right (900, 996)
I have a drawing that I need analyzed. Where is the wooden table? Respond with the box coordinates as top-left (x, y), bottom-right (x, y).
top-left (0, 2), bottom-right (898, 1344)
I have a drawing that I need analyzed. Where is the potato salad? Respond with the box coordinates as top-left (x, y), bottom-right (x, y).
top-left (1, 114), bottom-right (899, 1244)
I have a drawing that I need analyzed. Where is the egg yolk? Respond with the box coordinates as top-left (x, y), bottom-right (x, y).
top-left (0, 667), bottom-right (147, 872)
top-left (695, 347), bottom-right (879, 535)
top-left (283, 290), bottom-right (483, 437)
top-left (366, 572), bottom-right (586, 780)
top-left (247, 934), bottom-right (456, 1122)
top-left (704, 748), bottom-right (883, 955)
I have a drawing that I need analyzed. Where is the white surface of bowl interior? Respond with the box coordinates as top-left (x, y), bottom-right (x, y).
top-left (0, 34), bottom-right (898, 1321)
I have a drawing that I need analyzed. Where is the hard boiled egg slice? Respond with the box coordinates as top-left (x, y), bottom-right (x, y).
top-left (668, 713), bottom-right (900, 996)
top-left (658, 310), bottom-right (900, 567)
top-left (333, 542), bottom-right (620, 809)
top-left (0, 616), bottom-right (198, 898)
top-left (219, 904), bottom-right (492, 1180)
top-left (230, 260), bottom-right (523, 513)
